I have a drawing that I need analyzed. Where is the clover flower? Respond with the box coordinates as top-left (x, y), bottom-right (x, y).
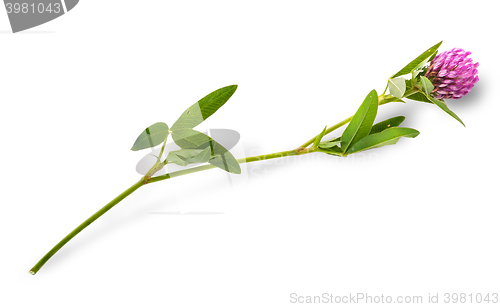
top-left (424, 48), bottom-right (479, 100)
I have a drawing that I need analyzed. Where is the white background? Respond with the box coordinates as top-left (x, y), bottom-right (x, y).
top-left (1, 1), bottom-right (498, 306)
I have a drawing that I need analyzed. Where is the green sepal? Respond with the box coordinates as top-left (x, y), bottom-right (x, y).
top-left (420, 76), bottom-right (434, 96)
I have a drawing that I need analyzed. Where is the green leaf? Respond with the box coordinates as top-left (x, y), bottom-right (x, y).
top-left (346, 127), bottom-right (420, 154)
top-left (312, 126), bottom-right (327, 148)
top-left (171, 128), bottom-right (211, 149)
top-left (405, 79), bottom-right (413, 91)
top-left (391, 41), bottom-right (442, 78)
top-left (319, 136), bottom-right (340, 149)
top-left (369, 116), bottom-right (405, 135)
top-left (406, 92), bottom-right (433, 103)
top-left (319, 140), bottom-right (340, 149)
top-left (341, 89), bottom-right (379, 153)
top-left (427, 96), bottom-right (465, 126)
top-left (420, 76), bottom-right (434, 96)
top-left (388, 78), bottom-right (406, 99)
top-left (428, 50), bottom-right (439, 62)
top-left (171, 128), bottom-right (241, 174)
top-left (412, 50), bottom-right (438, 79)
top-left (167, 148), bottom-right (212, 166)
top-left (171, 85), bottom-right (238, 130)
top-left (326, 136), bottom-right (341, 142)
top-left (317, 145), bottom-right (343, 156)
top-left (130, 122), bottom-right (169, 151)
top-left (209, 151), bottom-right (241, 174)
top-left (405, 80), bottom-right (432, 103)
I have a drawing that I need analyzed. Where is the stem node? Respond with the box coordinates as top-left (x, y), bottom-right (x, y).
top-left (294, 146), bottom-right (308, 153)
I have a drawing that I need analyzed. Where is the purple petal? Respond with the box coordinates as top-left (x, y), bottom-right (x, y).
top-left (433, 61), bottom-right (444, 70)
top-left (438, 69), bottom-right (449, 77)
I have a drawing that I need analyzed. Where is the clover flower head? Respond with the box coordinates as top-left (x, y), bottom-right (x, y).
top-left (424, 48), bottom-right (479, 100)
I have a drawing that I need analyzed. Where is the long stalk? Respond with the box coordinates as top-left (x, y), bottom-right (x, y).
top-left (29, 180), bottom-right (144, 275)
top-left (149, 148), bottom-right (313, 184)
top-left (30, 91), bottom-right (413, 275)
top-left (29, 149), bottom-right (314, 275)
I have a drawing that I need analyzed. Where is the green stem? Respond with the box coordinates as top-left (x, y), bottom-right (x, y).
top-left (150, 148), bottom-right (314, 184)
top-left (29, 148), bottom-right (316, 275)
top-left (30, 89), bottom-right (419, 275)
top-left (29, 180), bottom-right (144, 275)
top-left (299, 116), bottom-right (353, 149)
